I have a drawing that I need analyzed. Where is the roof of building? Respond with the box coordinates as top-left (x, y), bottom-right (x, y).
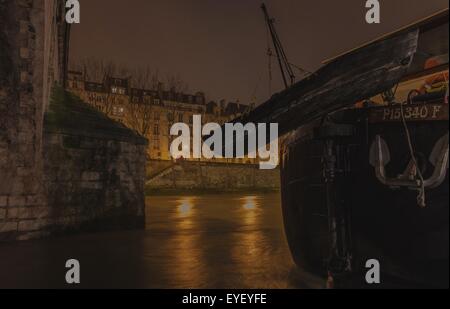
top-left (224, 102), bottom-right (249, 115)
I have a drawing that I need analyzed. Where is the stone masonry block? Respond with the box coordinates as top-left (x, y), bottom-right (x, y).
top-left (20, 20), bottom-right (29, 33)
top-left (81, 182), bottom-right (103, 190)
top-left (0, 196), bottom-right (7, 207)
top-left (19, 206), bottom-right (50, 219)
top-left (8, 196), bottom-right (26, 207)
top-left (82, 172), bottom-right (101, 182)
top-left (0, 208), bottom-right (6, 220)
top-left (7, 208), bottom-right (20, 219)
top-left (20, 71), bottom-right (30, 83)
top-left (0, 222), bottom-right (18, 233)
top-left (18, 219), bottom-right (48, 232)
top-left (20, 47), bottom-right (30, 59)
top-left (26, 195), bottom-right (43, 206)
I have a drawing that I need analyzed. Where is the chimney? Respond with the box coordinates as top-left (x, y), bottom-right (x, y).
top-left (220, 99), bottom-right (226, 109)
top-left (157, 82), bottom-right (164, 97)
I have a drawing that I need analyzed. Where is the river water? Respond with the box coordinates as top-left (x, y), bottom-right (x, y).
top-left (0, 193), bottom-right (323, 289)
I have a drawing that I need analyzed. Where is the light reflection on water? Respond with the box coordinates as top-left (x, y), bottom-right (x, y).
top-left (145, 193), bottom-right (311, 288)
top-left (0, 193), bottom-right (324, 289)
top-left (241, 195), bottom-right (258, 210)
top-left (171, 196), bottom-right (206, 287)
top-left (176, 197), bottom-right (195, 218)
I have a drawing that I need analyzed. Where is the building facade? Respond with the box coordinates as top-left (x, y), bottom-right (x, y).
top-left (67, 71), bottom-right (256, 164)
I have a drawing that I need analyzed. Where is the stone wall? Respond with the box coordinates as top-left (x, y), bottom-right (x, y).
top-left (147, 161), bottom-right (280, 192)
top-left (43, 88), bottom-right (148, 235)
top-left (1, 0), bottom-right (148, 240)
top-left (146, 159), bottom-right (176, 179)
top-left (44, 133), bottom-right (147, 233)
top-left (0, 0), bottom-right (56, 240)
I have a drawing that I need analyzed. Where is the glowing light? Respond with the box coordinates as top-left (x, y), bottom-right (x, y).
top-left (179, 203), bottom-right (191, 215)
top-left (176, 197), bottom-right (195, 218)
top-left (241, 196), bottom-right (258, 210)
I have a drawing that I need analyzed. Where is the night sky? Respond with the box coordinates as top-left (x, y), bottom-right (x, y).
top-left (70, 0), bottom-right (448, 104)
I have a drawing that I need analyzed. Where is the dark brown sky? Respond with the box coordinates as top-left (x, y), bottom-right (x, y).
top-left (70, 0), bottom-right (448, 104)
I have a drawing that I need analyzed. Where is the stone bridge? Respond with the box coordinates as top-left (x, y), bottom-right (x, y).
top-left (0, 0), bottom-right (147, 241)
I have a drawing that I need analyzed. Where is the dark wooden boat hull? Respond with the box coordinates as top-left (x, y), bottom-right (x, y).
top-left (280, 102), bottom-right (449, 288)
top-left (232, 30), bottom-right (419, 137)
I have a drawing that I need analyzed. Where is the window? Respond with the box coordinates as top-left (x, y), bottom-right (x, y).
top-left (153, 138), bottom-right (160, 150)
top-left (144, 96), bottom-right (152, 104)
top-left (112, 106), bottom-right (124, 117)
top-left (153, 124), bottom-right (159, 135)
top-left (167, 113), bottom-right (174, 121)
top-left (153, 98), bottom-right (160, 105)
top-left (111, 86), bottom-right (125, 95)
top-left (154, 112), bottom-right (160, 120)
top-left (178, 113), bottom-right (184, 122)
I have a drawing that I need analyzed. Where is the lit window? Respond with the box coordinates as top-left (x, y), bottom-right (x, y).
top-left (153, 138), bottom-right (160, 150)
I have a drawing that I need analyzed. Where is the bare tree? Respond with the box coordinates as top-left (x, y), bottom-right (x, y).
top-left (166, 73), bottom-right (189, 94)
top-left (75, 58), bottom-right (131, 115)
top-left (127, 100), bottom-right (153, 136)
top-left (71, 59), bottom-right (192, 138)
top-left (76, 58), bottom-right (116, 82)
top-left (126, 66), bottom-right (155, 137)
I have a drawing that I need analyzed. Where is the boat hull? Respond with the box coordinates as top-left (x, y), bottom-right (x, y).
top-left (281, 103), bottom-right (449, 288)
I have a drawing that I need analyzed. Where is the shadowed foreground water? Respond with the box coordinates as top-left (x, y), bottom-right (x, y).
top-left (0, 193), bottom-right (323, 289)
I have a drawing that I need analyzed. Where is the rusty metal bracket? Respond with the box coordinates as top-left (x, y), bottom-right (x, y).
top-left (369, 133), bottom-right (449, 190)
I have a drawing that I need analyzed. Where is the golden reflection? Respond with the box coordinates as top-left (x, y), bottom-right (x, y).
top-left (170, 196), bottom-right (207, 287)
top-left (240, 196), bottom-right (260, 225)
top-left (242, 196), bottom-right (257, 210)
top-left (176, 197), bottom-right (195, 218)
top-left (231, 195), bottom-right (269, 287)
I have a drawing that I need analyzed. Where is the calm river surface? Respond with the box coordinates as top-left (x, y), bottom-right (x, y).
top-left (0, 193), bottom-right (323, 289)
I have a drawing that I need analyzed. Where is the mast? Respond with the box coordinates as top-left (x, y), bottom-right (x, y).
top-left (261, 3), bottom-right (295, 89)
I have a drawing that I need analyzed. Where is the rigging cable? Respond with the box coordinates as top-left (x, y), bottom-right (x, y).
top-left (261, 3), bottom-right (295, 89)
top-left (266, 23), bottom-right (273, 96)
top-left (397, 83), bottom-right (426, 208)
top-left (267, 53), bottom-right (313, 77)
